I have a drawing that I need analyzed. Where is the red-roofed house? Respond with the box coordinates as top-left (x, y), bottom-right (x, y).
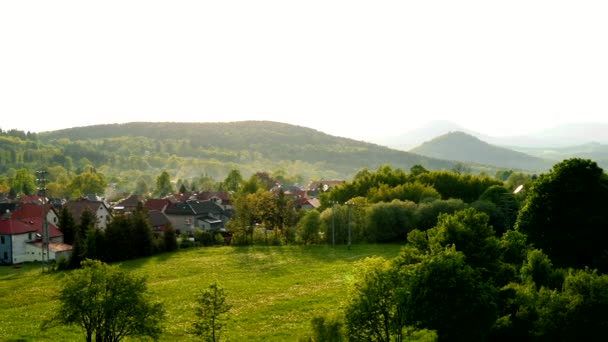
top-left (0, 218), bottom-right (68, 264)
top-left (11, 203), bottom-right (60, 228)
top-left (144, 198), bottom-right (172, 212)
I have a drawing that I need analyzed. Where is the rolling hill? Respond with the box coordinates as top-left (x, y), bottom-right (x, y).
top-left (409, 131), bottom-right (553, 172)
top-left (36, 121), bottom-right (455, 180)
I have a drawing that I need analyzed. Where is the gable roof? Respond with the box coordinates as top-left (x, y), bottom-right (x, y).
top-left (115, 194), bottom-right (142, 209)
top-left (144, 198), bottom-right (171, 212)
top-left (11, 203), bottom-right (56, 220)
top-left (65, 200), bottom-right (110, 225)
top-left (196, 191), bottom-right (231, 202)
top-left (164, 201), bottom-right (195, 216)
top-left (305, 180), bottom-right (345, 191)
top-left (147, 210), bottom-right (171, 228)
top-left (188, 200), bottom-right (224, 215)
top-left (0, 219), bottom-right (37, 235)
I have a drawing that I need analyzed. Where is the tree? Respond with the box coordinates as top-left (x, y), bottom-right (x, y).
top-left (10, 168), bottom-right (36, 196)
top-left (67, 171), bottom-right (107, 199)
top-left (403, 247), bottom-right (497, 341)
top-left (163, 225), bottom-right (178, 252)
top-left (58, 206), bottom-right (76, 245)
top-left (192, 282), bottom-right (231, 342)
top-left (222, 169), bottom-right (243, 192)
top-left (297, 210), bottom-right (323, 244)
top-left (344, 257), bottom-right (405, 342)
top-left (155, 171), bottom-right (173, 197)
top-left (47, 259), bottom-right (164, 342)
top-left (515, 158), bottom-right (608, 272)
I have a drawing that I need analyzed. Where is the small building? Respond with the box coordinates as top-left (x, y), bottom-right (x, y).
top-left (65, 198), bottom-right (113, 230)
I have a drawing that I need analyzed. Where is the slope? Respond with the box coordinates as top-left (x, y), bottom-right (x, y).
top-left (410, 131), bottom-right (553, 172)
top-left (37, 121), bottom-right (455, 179)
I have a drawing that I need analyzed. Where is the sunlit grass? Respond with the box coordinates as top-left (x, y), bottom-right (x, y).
top-left (0, 244), bottom-right (401, 341)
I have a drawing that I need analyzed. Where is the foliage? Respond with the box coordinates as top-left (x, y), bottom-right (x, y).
top-left (414, 198), bottom-right (466, 231)
top-left (222, 169), bottom-right (243, 192)
top-left (402, 247), bottom-right (498, 341)
top-left (66, 171), bottom-right (107, 198)
top-left (296, 210), bottom-right (323, 245)
top-left (192, 282), bottom-right (232, 342)
top-left (344, 257), bottom-right (404, 341)
top-left (46, 259), bottom-right (164, 342)
top-left (364, 200), bottom-right (417, 243)
top-left (10, 168), bottom-right (36, 195)
top-left (303, 315), bottom-right (345, 342)
top-left (515, 158), bottom-right (608, 272)
top-left (155, 171), bottom-right (173, 197)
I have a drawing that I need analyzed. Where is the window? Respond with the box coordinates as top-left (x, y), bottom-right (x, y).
top-left (1, 236), bottom-right (4, 244)
top-left (3, 252), bottom-right (7, 260)
top-left (28, 233), bottom-right (32, 240)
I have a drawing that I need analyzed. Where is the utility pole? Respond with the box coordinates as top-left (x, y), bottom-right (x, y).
top-left (347, 202), bottom-right (351, 249)
top-left (36, 170), bottom-right (49, 273)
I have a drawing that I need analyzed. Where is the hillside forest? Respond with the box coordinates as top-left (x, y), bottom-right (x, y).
top-left (2, 123), bottom-right (608, 341)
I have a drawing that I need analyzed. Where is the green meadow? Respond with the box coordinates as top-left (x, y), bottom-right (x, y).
top-left (0, 244), bottom-right (402, 341)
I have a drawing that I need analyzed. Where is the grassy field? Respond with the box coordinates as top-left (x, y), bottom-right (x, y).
top-left (0, 244), bottom-right (402, 341)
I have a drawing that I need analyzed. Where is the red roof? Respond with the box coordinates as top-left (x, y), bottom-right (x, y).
top-left (0, 219), bottom-right (37, 235)
top-left (144, 198), bottom-right (171, 212)
top-left (18, 196), bottom-right (45, 204)
top-left (11, 203), bottom-right (54, 220)
top-left (20, 218), bottom-right (63, 238)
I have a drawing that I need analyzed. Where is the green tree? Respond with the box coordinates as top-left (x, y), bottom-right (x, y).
top-left (58, 206), bottom-right (76, 245)
top-left (297, 210), bottom-right (323, 244)
top-left (222, 169), bottom-right (243, 192)
top-left (10, 168), bottom-right (36, 196)
top-left (67, 171), bottom-right (107, 198)
top-left (47, 259), bottom-right (164, 342)
top-left (515, 158), bottom-right (608, 272)
top-left (344, 257), bottom-right (405, 342)
top-left (155, 171), bottom-right (173, 197)
top-left (163, 225), bottom-right (178, 252)
top-left (192, 282), bottom-right (231, 342)
top-left (403, 247), bottom-right (497, 341)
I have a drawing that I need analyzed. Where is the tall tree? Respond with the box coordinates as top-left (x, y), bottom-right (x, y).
top-left (222, 169), bottom-right (243, 193)
top-left (47, 259), bottom-right (164, 342)
top-left (58, 206), bottom-right (76, 245)
top-left (66, 171), bottom-right (107, 199)
top-left (155, 171), bottom-right (173, 197)
top-left (10, 168), bottom-right (36, 196)
top-left (516, 158), bottom-right (608, 272)
top-left (192, 282), bottom-right (231, 342)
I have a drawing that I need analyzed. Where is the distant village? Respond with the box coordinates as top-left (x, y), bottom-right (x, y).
top-left (0, 180), bottom-right (345, 265)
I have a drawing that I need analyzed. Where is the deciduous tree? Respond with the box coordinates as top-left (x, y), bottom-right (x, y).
top-left (47, 259), bottom-right (164, 342)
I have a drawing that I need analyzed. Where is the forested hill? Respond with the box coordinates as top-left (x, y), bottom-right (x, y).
top-left (32, 121), bottom-right (454, 179)
top-left (410, 131), bottom-right (553, 172)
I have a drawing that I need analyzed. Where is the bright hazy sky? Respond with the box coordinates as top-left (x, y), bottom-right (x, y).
top-left (1, 1), bottom-right (607, 141)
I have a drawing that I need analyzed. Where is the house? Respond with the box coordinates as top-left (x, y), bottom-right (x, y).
top-left (11, 202), bottom-right (60, 228)
top-left (144, 198), bottom-right (172, 212)
top-left (147, 210), bottom-right (172, 233)
top-left (164, 199), bottom-right (231, 235)
top-left (0, 217), bottom-right (68, 265)
top-left (305, 180), bottom-right (345, 193)
top-left (113, 194), bottom-right (142, 214)
top-left (296, 198), bottom-right (321, 210)
top-left (65, 198), bottom-right (113, 230)
top-left (195, 191), bottom-right (232, 209)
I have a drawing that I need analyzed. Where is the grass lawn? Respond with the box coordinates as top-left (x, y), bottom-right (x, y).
top-left (0, 244), bottom-right (402, 341)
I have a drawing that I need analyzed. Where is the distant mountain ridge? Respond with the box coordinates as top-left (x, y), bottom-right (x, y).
top-left (38, 121), bottom-right (456, 178)
top-left (374, 120), bottom-right (608, 150)
top-left (410, 131), bottom-right (553, 172)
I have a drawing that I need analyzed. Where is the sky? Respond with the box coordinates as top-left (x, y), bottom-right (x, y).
top-left (1, 1), bottom-right (607, 141)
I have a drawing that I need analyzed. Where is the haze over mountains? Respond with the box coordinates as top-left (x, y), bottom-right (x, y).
top-left (372, 120), bottom-right (608, 150)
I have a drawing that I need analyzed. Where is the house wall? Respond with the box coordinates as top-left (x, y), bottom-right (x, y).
top-left (0, 234), bottom-right (12, 264)
top-left (11, 233), bottom-right (36, 264)
top-left (95, 205), bottom-right (112, 229)
top-left (165, 214), bottom-right (195, 235)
